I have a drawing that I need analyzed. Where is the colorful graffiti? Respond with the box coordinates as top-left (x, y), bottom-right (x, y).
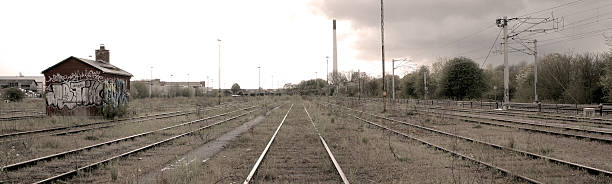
top-left (45, 71), bottom-right (129, 114)
top-left (47, 70), bottom-right (104, 83)
top-left (45, 80), bottom-right (104, 109)
top-left (104, 79), bottom-right (129, 109)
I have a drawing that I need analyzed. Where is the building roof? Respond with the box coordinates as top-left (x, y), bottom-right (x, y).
top-left (41, 56), bottom-right (132, 77)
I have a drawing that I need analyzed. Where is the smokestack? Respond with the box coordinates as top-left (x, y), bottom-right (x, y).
top-left (333, 19), bottom-right (338, 81)
top-left (95, 44), bottom-right (109, 63)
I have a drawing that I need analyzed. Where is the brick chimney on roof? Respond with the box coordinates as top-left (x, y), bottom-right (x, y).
top-left (95, 44), bottom-right (109, 63)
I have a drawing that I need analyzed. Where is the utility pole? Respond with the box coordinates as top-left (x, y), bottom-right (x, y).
top-left (496, 15), bottom-right (558, 106)
top-left (497, 16), bottom-right (509, 110)
top-left (380, 0), bottom-right (386, 112)
top-left (217, 39), bottom-right (222, 105)
top-left (533, 39), bottom-right (538, 102)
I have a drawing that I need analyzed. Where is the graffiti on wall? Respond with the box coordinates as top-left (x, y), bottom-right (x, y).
top-left (48, 70), bottom-right (104, 83)
top-left (45, 71), bottom-right (105, 110)
top-left (45, 80), bottom-right (104, 109)
top-left (104, 79), bottom-right (129, 109)
top-left (45, 71), bottom-right (129, 112)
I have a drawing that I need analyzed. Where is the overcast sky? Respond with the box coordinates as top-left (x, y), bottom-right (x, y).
top-left (1, 0), bottom-right (611, 89)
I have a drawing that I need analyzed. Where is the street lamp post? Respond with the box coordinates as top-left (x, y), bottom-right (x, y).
top-left (217, 39), bottom-right (222, 105)
top-left (258, 66), bottom-right (261, 95)
top-left (326, 56), bottom-right (329, 84)
top-left (187, 73), bottom-right (190, 97)
top-left (149, 66), bottom-right (153, 98)
top-left (170, 74), bottom-right (174, 97)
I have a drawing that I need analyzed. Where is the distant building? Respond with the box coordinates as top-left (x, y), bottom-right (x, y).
top-left (131, 79), bottom-right (206, 97)
top-left (41, 44), bottom-right (132, 116)
top-left (0, 76), bottom-right (45, 93)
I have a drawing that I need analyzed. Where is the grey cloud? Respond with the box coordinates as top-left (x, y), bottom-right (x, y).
top-left (310, 0), bottom-right (611, 66)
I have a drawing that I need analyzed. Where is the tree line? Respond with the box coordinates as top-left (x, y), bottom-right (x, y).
top-left (289, 51), bottom-right (612, 104)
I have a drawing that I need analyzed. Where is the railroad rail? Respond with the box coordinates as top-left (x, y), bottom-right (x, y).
top-left (345, 97), bottom-right (612, 123)
top-left (1, 106), bottom-right (256, 172)
top-left (410, 108), bottom-right (612, 144)
top-left (348, 114), bottom-right (540, 183)
top-left (244, 104), bottom-right (293, 183)
top-left (304, 105), bottom-right (349, 184)
top-left (328, 102), bottom-right (612, 179)
top-left (421, 110), bottom-right (612, 144)
top-left (421, 105), bottom-right (612, 126)
top-left (0, 103), bottom-right (239, 140)
top-left (34, 108), bottom-right (258, 184)
top-left (0, 112), bottom-right (45, 121)
top-left (0, 110), bottom-right (193, 144)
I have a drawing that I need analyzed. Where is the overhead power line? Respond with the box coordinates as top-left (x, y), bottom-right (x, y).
top-left (481, 29), bottom-right (502, 67)
top-left (519, 0), bottom-right (588, 17)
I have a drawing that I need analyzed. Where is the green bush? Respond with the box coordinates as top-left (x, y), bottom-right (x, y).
top-left (2, 88), bottom-right (25, 102)
top-left (103, 103), bottom-right (128, 119)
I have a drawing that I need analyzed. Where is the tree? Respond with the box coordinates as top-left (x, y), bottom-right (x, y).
top-left (2, 88), bottom-right (25, 102)
top-left (401, 73), bottom-right (416, 98)
top-left (365, 79), bottom-right (381, 96)
top-left (231, 83), bottom-right (241, 94)
top-left (132, 82), bottom-right (149, 98)
top-left (437, 57), bottom-right (486, 100)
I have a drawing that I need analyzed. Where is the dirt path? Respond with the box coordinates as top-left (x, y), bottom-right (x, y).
top-left (140, 114), bottom-right (266, 183)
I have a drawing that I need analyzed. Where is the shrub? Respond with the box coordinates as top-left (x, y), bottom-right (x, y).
top-left (2, 88), bottom-right (25, 102)
top-left (103, 103), bottom-right (128, 119)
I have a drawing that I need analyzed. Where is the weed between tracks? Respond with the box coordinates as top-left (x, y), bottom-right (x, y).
top-left (344, 99), bottom-right (612, 183)
top-left (310, 100), bottom-right (522, 183)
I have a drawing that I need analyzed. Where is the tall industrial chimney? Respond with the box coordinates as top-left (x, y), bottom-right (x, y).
top-left (95, 44), bottom-right (110, 63)
top-left (332, 19), bottom-right (338, 82)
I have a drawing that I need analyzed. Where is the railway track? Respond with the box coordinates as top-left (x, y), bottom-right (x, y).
top-left (0, 103), bottom-right (240, 142)
top-left (244, 103), bottom-right (347, 183)
top-left (0, 112), bottom-right (45, 121)
top-left (0, 105), bottom-right (258, 183)
top-left (345, 97), bottom-right (612, 126)
top-left (345, 97), bottom-right (612, 144)
top-left (422, 105), bottom-right (612, 127)
top-left (326, 102), bottom-right (612, 183)
top-left (411, 107), bottom-right (612, 144)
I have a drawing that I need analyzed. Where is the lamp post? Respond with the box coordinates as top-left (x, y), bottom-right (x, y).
top-left (170, 74), bottom-right (174, 97)
top-left (258, 66), bottom-right (261, 95)
top-left (187, 73), bottom-right (190, 97)
top-left (149, 66), bottom-right (153, 98)
top-left (217, 39), bottom-right (222, 105)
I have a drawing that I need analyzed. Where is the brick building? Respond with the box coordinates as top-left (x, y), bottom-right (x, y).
top-left (41, 45), bottom-right (132, 116)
